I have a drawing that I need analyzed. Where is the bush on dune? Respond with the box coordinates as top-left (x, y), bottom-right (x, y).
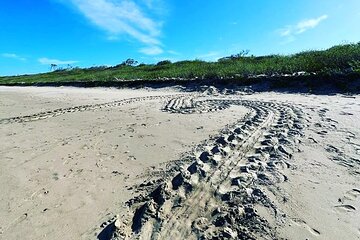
top-left (0, 42), bottom-right (359, 84)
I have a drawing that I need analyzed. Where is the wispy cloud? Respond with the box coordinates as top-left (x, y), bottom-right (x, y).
top-left (1, 53), bottom-right (26, 61)
top-left (278, 15), bottom-right (328, 42)
top-left (296, 15), bottom-right (328, 33)
top-left (139, 46), bottom-right (163, 55)
top-left (140, 0), bottom-right (165, 12)
top-left (38, 57), bottom-right (78, 65)
top-left (167, 50), bottom-right (180, 55)
top-left (68, 0), bottom-right (164, 55)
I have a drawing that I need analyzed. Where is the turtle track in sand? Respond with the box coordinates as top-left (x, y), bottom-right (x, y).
top-left (0, 94), bottom-right (191, 124)
top-left (162, 95), bottom-right (230, 114)
top-left (100, 94), bottom-right (306, 240)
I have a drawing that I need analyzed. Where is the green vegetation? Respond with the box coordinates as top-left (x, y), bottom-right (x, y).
top-left (1, 43), bottom-right (360, 85)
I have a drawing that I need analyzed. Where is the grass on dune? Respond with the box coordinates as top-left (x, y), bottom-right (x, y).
top-left (1, 43), bottom-right (360, 85)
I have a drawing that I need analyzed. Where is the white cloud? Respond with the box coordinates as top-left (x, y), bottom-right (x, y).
top-left (1, 53), bottom-right (26, 61)
top-left (38, 57), bottom-right (78, 65)
top-left (139, 45), bottom-right (163, 55)
top-left (139, 0), bottom-right (167, 15)
top-left (278, 15), bottom-right (328, 40)
top-left (296, 15), bottom-right (328, 34)
top-left (69, 0), bottom-right (163, 52)
top-left (279, 29), bottom-right (292, 37)
top-left (167, 50), bottom-right (180, 55)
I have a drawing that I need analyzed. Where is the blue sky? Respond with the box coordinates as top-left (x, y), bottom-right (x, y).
top-left (1, 0), bottom-right (360, 76)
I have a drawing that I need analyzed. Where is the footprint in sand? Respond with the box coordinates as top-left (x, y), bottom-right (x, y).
top-left (335, 189), bottom-right (360, 212)
top-left (334, 204), bottom-right (356, 212)
top-left (340, 111), bottom-right (354, 116)
top-left (291, 218), bottom-right (321, 236)
top-left (344, 188), bottom-right (360, 201)
top-left (325, 144), bottom-right (342, 154)
top-left (4, 213), bottom-right (28, 233)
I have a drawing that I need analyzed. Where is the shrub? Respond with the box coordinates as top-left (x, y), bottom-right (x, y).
top-left (156, 60), bottom-right (172, 66)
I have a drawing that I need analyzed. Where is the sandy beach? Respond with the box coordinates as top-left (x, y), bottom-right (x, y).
top-left (0, 86), bottom-right (359, 240)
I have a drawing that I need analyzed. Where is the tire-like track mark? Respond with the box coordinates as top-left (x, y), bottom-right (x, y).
top-left (0, 94), bottom-right (193, 124)
top-left (101, 96), bottom-right (305, 240)
top-left (163, 96), bottom-right (230, 114)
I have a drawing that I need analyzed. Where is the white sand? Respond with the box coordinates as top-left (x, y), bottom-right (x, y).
top-left (0, 86), bottom-right (359, 239)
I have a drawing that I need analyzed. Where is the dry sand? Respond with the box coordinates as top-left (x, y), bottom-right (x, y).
top-left (0, 86), bottom-right (359, 240)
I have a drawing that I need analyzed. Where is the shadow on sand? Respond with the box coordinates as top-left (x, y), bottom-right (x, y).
top-left (97, 222), bottom-right (115, 240)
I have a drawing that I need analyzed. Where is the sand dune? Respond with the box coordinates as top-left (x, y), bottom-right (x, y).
top-left (0, 86), bottom-right (359, 239)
